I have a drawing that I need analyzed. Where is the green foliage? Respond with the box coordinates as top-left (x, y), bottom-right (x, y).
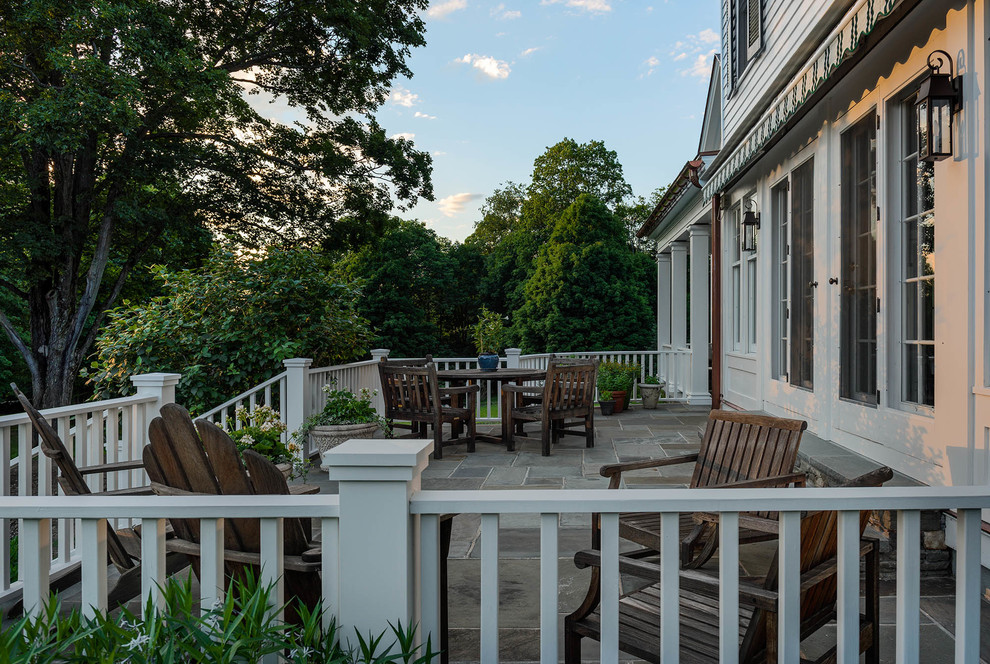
top-left (643, 374), bottom-right (661, 385)
top-left (88, 246), bottom-right (371, 414)
top-left (0, 0), bottom-right (433, 407)
top-left (226, 405), bottom-right (294, 467)
top-left (465, 181), bottom-right (525, 255)
top-left (339, 219), bottom-right (482, 357)
top-left (0, 574), bottom-right (438, 663)
top-left (471, 307), bottom-right (507, 355)
top-left (515, 196), bottom-right (655, 353)
top-left (598, 390), bottom-right (613, 402)
top-left (300, 382), bottom-right (390, 437)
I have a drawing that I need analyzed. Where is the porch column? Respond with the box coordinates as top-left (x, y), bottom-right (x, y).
top-left (669, 242), bottom-right (688, 349)
top-left (688, 226), bottom-right (712, 407)
top-left (657, 253), bottom-right (672, 348)
top-left (325, 439), bottom-right (432, 644)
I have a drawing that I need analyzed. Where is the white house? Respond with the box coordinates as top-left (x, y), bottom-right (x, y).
top-left (642, 0), bottom-right (989, 498)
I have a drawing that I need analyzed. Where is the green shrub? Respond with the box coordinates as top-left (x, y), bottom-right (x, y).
top-left (0, 573), bottom-right (438, 663)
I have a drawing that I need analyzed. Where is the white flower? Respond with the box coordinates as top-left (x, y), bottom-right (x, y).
top-left (240, 434), bottom-right (255, 446)
top-left (126, 633), bottom-right (151, 650)
top-left (260, 421), bottom-right (274, 432)
top-left (287, 442), bottom-right (301, 454)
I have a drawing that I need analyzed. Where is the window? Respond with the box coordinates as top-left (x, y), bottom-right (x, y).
top-left (745, 200), bottom-right (758, 353)
top-left (729, 205), bottom-right (743, 351)
top-left (725, 0), bottom-right (763, 91)
top-left (896, 98), bottom-right (935, 408)
top-left (789, 159), bottom-right (815, 390)
top-left (771, 181), bottom-right (789, 380)
top-left (840, 112), bottom-right (878, 405)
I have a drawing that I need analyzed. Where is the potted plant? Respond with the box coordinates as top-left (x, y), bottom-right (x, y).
top-left (596, 362), bottom-right (625, 413)
top-left (598, 389), bottom-right (616, 416)
top-left (472, 306), bottom-right (507, 372)
top-left (639, 374), bottom-right (666, 410)
top-left (300, 381), bottom-right (390, 470)
top-left (226, 405), bottom-right (301, 476)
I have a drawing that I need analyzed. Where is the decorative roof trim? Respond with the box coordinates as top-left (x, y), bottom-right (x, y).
top-left (703, 0), bottom-right (900, 200)
top-left (636, 160), bottom-right (704, 239)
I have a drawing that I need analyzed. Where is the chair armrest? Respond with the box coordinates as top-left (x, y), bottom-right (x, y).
top-left (95, 486), bottom-right (155, 497)
top-left (165, 538), bottom-right (321, 572)
top-left (599, 453), bottom-right (700, 480)
top-left (438, 385), bottom-right (480, 395)
top-left (501, 385), bottom-right (545, 394)
top-left (289, 484), bottom-right (320, 495)
top-left (693, 512), bottom-right (781, 534)
top-left (78, 459), bottom-right (146, 475)
top-left (706, 471), bottom-right (806, 490)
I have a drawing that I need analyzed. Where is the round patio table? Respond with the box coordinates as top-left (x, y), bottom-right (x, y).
top-left (437, 367), bottom-right (546, 449)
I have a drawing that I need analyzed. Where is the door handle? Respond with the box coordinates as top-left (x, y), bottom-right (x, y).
top-left (828, 277), bottom-right (839, 285)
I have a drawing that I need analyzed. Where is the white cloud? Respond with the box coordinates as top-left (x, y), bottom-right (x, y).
top-left (456, 53), bottom-right (512, 79)
top-left (540, 0), bottom-right (612, 13)
top-left (432, 150), bottom-right (447, 156)
top-left (642, 55), bottom-right (661, 77)
top-left (491, 3), bottom-right (521, 19)
top-left (414, 111), bottom-right (438, 120)
top-left (682, 49), bottom-right (717, 78)
top-left (391, 132), bottom-right (416, 140)
top-left (437, 192), bottom-right (482, 217)
top-left (697, 28), bottom-right (720, 44)
top-left (672, 52), bottom-right (687, 61)
top-left (389, 86), bottom-right (419, 107)
top-left (520, 46), bottom-right (541, 57)
top-left (427, 0), bottom-right (467, 19)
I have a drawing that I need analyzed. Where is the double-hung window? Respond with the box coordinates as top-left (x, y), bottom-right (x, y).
top-left (728, 199), bottom-right (758, 354)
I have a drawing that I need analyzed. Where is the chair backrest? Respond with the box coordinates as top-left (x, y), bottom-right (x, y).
top-left (739, 466), bottom-right (893, 663)
top-left (378, 362), bottom-right (442, 421)
top-left (11, 383), bottom-right (136, 570)
top-left (691, 410), bottom-right (807, 520)
top-left (379, 355), bottom-right (434, 367)
top-left (541, 359), bottom-right (598, 414)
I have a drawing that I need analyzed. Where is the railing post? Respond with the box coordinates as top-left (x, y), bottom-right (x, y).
top-left (282, 358), bottom-right (312, 441)
top-left (369, 350), bottom-right (390, 415)
top-left (325, 438), bottom-right (432, 643)
top-left (505, 348), bottom-right (521, 368)
top-left (130, 373), bottom-right (182, 415)
top-left (370, 348), bottom-right (390, 363)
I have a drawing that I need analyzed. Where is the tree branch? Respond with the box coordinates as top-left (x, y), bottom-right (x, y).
top-left (0, 277), bottom-right (28, 299)
top-left (0, 306), bottom-right (38, 382)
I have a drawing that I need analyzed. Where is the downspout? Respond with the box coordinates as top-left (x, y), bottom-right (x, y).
top-left (710, 194), bottom-right (722, 410)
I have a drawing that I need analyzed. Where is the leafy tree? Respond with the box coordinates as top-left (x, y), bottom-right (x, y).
top-left (88, 246), bottom-right (371, 414)
top-left (516, 195), bottom-right (655, 352)
top-left (465, 181), bottom-right (525, 255)
top-left (338, 220), bottom-right (481, 357)
top-left (616, 186), bottom-right (668, 253)
top-left (0, 0), bottom-right (432, 406)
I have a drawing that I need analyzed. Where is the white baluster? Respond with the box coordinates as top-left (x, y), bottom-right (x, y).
top-left (420, 514), bottom-right (440, 648)
top-left (481, 513), bottom-right (499, 662)
top-left (600, 512), bottom-right (619, 664)
top-left (200, 517), bottom-right (225, 615)
top-left (778, 511), bottom-right (801, 661)
top-left (540, 513), bottom-right (559, 663)
top-left (954, 508), bottom-right (981, 663)
top-left (836, 510), bottom-right (860, 664)
top-left (141, 517), bottom-right (167, 615)
top-left (21, 518), bottom-right (51, 617)
top-left (80, 518), bottom-right (108, 618)
top-left (660, 512), bottom-right (679, 661)
top-left (719, 512), bottom-right (739, 664)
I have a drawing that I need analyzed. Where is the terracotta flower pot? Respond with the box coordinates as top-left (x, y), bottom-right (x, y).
top-left (611, 390), bottom-right (627, 413)
top-left (311, 422), bottom-right (380, 470)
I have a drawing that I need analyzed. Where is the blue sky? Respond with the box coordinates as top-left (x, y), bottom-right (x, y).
top-left (380, 0), bottom-right (721, 241)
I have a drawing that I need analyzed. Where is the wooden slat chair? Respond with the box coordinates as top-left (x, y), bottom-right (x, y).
top-left (565, 467), bottom-right (892, 664)
top-left (378, 362), bottom-right (478, 459)
top-left (378, 355), bottom-right (436, 437)
top-left (143, 403), bottom-right (321, 622)
top-left (502, 359), bottom-right (597, 456)
top-left (10, 384), bottom-right (189, 611)
top-left (598, 410), bottom-right (807, 568)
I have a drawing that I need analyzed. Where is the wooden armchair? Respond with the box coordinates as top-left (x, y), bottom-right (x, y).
top-left (565, 466), bottom-right (892, 663)
top-left (502, 358), bottom-right (597, 456)
top-left (598, 410), bottom-right (807, 567)
top-left (378, 362), bottom-right (479, 459)
top-left (10, 384), bottom-right (189, 611)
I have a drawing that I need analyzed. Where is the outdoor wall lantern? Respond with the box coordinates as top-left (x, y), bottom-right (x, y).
top-left (916, 50), bottom-right (962, 162)
top-left (742, 200), bottom-right (760, 252)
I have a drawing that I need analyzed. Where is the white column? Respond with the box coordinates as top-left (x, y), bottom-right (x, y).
top-left (688, 226), bottom-right (712, 406)
top-left (657, 254), bottom-right (672, 349)
top-left (130, 373), bottom-right (181, 415)
top-left (670, 242), bottom-right (688, 350)
top-left (282, 358), bottom-right (312, 442)
top-left (325, 438), bottom-right (432, 643)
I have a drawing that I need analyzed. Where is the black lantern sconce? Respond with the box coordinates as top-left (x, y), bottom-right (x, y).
top-left (916, 50), bottom-right (962, 162)
top-left (742, 200), bottom-right (760, 252)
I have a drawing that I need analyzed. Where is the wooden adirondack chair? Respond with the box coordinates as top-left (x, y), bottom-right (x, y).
top-left (378, 362), bottom-right (479, 459)
top-left (502, 358), bottom-right (598, 456)
top-left (143, 403), bottom-right (321, 622)
top-left (565, 466), bottom-right (892, 664)
top-left (10, 384), bottom-right (189, 611)
top-left (597, 410), bottom-right (808, 568)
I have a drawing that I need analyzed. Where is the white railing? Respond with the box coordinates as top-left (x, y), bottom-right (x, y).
top-left (308, 359), bottom-right (384, 417)
top-left (8, 437), bottom-right (989, 663)
top-left (0, 393), bottom-right (160, 601)
top-left (199, 371), bottom-right (289, 438)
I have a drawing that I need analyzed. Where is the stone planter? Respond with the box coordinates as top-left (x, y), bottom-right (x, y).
top-left (639, 383), bottom-right (663, 410)
top-left (311, 422), bottom-right (380, 470)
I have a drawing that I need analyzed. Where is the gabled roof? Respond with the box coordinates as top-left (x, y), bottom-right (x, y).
top-left (698, 54), bottom-right (722, 155)
top-left (635, 159), bottom-right (704, 239)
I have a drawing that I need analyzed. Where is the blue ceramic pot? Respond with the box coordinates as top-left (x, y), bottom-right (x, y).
top-left (478, 353), bottom-right (500, 372)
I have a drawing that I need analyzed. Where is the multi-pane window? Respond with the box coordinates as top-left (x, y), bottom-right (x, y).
top-left (729, 206), bottom-right (743, 351)
top-left (771, 181), bottom-right (789, 379)
top-left (898, 99), bottom-right (936, 408)
top-left (840, 112), bottom-right (878, 405)
top-left (745, 197), bottom-right (759, 354)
